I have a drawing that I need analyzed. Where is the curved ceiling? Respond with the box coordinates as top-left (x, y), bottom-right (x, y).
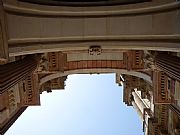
top-left (18, 0), bottom-right (151, 6)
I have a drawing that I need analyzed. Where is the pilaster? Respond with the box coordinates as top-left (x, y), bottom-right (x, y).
top-left (0, 55), bottom-right (40, 94)
top-left (155, 52), bottom-right (180, 82)
top-left (0, 1), bottom-right (8, 64)
top-left (132, 101), bottom-right (143, 121)
top-left (132, 91), bottom-right (146, 114)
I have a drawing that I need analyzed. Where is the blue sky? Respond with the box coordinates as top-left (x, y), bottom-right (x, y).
top-left (5, 74), bottom-right (143, 135)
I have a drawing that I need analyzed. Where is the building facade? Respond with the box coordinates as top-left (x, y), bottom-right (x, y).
top-left (0, 0), bottom-right (180, 134)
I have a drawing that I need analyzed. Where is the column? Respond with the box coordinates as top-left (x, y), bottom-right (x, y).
top-left (0, 55), bottom-right (40, 94)
top-left (0, 106), bottom-right (27, 135)
top-left (155, 52), bottom-right (180, 81)
top-left (132, 101), bottom-right (143, 121)
top-left (0, 1), bottom-right (8, 64)
top-left (132, 91), bottom-right (146, 114)
top-left (169, 104), bottom-right (180, 118)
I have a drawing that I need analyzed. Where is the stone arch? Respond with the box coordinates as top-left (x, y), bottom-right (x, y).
top-left (5, 0), bottom-right (180, 57)
top-left (40, 68), bottom-right (152, 86)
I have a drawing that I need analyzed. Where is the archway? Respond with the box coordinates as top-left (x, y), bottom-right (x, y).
top-left (40, 68), bottom-right (152, 85)
top-left (0, 0), bottom-right (180, 134)
top-left (5, 74), bottom-right (143, 135)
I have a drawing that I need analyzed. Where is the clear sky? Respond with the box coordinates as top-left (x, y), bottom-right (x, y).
top-left (5, 74), bottom-right (143, 135)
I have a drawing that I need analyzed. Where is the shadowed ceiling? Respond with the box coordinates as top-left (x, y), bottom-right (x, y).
top-left (18, 0), bottom-right (151, 6)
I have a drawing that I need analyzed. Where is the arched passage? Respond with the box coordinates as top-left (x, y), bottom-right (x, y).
top-left (40, 68), bottom-right (152, 85)
top-left (0, 0), bottom-right (180, 134)
top-left (5, 74), bottom-right (143, 135)
top-left (2, 0), bottom-right (179, 57)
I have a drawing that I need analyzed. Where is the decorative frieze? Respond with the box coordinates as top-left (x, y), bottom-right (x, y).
top-left (124, 50), bottom-right (144, 70)
top-left (153, 71), bottom-right (172, 104)
top-left (48, 52), bottom-right (67, 72)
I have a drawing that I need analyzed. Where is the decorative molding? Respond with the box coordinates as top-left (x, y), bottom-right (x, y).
top-left (8, 35), bottom-right (180, 56)
top-left (37, 54), bottom-right (48, 72)
top-left (143, 51), bottom-right (158, 71)
top-left (40, 68), bottom-right (152, 85)
top-left (0, 2), bottom-right (8, 64)
top-left (18, 0), bottom-right (150, 7)
top-left (3, 1), bottom-right (180, 17)
top-left (88, 46), bottom-right (102, 56)
top-left (8, 35), bottom-right (180, 45)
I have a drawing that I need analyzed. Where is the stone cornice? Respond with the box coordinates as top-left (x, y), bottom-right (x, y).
top-left (3, 1), bottom-right (180, 17)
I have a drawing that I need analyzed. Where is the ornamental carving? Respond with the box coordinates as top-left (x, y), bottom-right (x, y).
top-left (88, 46), bottom-right (102, 56)
top-left (37, 54), bottom-right (48, 72)
top-left (143, 51), bottom-right (158, 71)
